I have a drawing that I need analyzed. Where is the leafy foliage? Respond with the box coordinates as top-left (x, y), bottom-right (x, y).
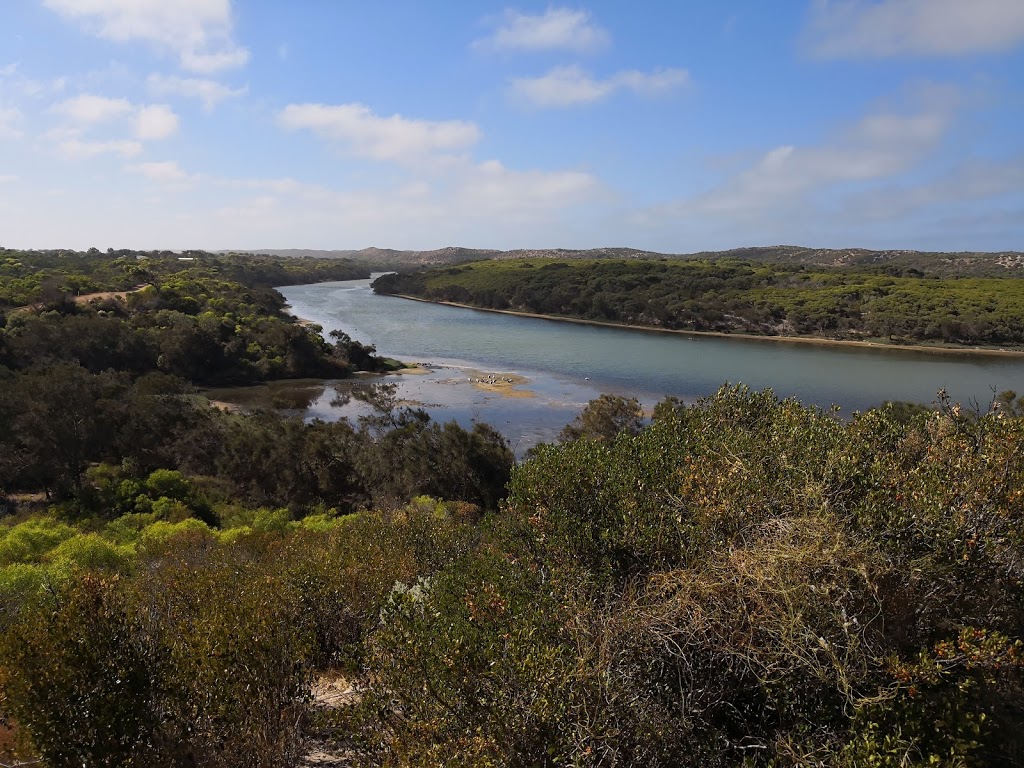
top-left (3, 243), bottom-right (1023, 766)
top-left (345, 388), bottom-right (1024, 766)
top-left (375, 257), bottom-right (1024, 347)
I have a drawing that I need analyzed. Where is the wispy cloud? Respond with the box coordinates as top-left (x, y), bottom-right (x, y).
top-left (51, 94), bottom-right (179, 140)
top-left (134, 104), bottom-right (179, 140)
top-left (511, 65), bottom-right (689, 108)
top-left (648, 84), bottom-right (962, 221)
top-left (844, 154), bottom-right (1024, 220)
top-left (51, 94), bottom-right (132, 123)
top-left (199, 159), bottom-right (603, 244)
top-left (0, 107), bottom-right (24, 139)
top-left (147, 74), bottom-right (246, 111)
top-left (277, 103), bottom-right (481, 164)
top-left (43, 0), bottom-right (249, 72)
top-left (475, 8), bottom-right (609, 53)
top-left (127, 160), bottom-right (190, 182)
top-left (56, 138), bottom-right (143, 159)
top-left (807, 0), bottom-right (1024, 57)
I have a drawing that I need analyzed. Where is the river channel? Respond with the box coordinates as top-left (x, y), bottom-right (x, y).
top-left (269, 276), bottom-right (1024, 454)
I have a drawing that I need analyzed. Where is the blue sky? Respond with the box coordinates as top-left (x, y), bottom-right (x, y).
top-left (0, 1), bottom-right (1022, 252)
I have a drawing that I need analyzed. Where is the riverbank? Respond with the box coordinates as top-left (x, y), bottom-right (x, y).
top-left (391, 294), bottom-right (1024, 358)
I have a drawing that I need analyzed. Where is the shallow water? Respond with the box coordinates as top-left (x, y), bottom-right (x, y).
top-left (269, 276), bottom-right (1024, 454)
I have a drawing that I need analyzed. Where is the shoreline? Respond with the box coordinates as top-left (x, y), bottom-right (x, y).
top-left (390, 294), bottom-right (1024, 358)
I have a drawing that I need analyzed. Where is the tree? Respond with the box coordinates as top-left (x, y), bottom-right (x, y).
top-left (9, 365), bottom-right (129, 496)
top-left (559, 394), bottom-right (644, 443)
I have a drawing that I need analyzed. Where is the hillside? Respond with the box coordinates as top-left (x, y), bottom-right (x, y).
top-left (3, 247), bottom-right (1024, 767)
top-left (373, 257), bottom-right (1024, 349)
top-left (235, 245), bottom-right (1024, 278)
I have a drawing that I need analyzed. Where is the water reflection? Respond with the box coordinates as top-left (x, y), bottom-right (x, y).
top-left (202, 276), bottom-right (1024, 458)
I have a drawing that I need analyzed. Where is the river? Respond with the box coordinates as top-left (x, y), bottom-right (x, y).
top-left (273, 275), bottom-right (1024, 454)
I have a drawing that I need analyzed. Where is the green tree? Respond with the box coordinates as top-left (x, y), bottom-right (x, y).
top-left (559, 393), bottom-right (644, 443)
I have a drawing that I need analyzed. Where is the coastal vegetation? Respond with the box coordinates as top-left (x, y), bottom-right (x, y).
top-left (373, 257), bottom-right (1024, 348)
top-left (1, 386), bottom-right (1022, 766)
top-left (248, 244), bottom-right (1024, 278)
top-left (1, 248), bottom-right (1023, 765)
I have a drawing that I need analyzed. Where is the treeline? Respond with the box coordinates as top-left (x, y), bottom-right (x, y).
top-left (2, 387), bottom-right (1023, 766)
top-left (374, 258), bottom-right (1024, 347)
top-left (0, 364), bottom-right (511, 511)
top-left (0, 248), bottom-right (369, 308)
top-left (0, 252), bottom-right (524, 766)
top-left (0, 251), bottom-right (512, 510)
top-left (0, 251), bottom-right (378, 383)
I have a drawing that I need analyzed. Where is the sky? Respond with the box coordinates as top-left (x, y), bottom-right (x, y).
top-left (0, 1), bottom-right (1022, 253)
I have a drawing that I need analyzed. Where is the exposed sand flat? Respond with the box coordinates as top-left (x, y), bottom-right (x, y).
top-left (459, 369), bottom-right (534, 398)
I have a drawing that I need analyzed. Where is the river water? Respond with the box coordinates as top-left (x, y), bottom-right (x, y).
top-left (275, 276), bottom-right (1024, 453)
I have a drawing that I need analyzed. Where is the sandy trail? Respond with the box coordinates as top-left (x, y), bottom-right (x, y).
top-left (11, 284), bottom-right (150, 313)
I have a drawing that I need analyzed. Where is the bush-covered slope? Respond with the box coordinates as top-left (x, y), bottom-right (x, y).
top-left (374, 258), bottom-right (1024, 347)
top-left (2, 387), bottom-right (1023, 766)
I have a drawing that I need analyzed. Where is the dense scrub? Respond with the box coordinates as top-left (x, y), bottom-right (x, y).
top-left (373, 258), bottom-right (1024, 347)
top-left (0, 249), bottom-right (513, 507)
top-left (0, 247), bottom-right (368, 308)
top-left (0, 250), bottom-right (380, 383)
top-left (0, 368), bottom-right (512, 511)
top-left (2, 387), bottom-right (1022, 766)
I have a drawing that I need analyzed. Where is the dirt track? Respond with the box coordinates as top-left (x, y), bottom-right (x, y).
top-left (11, 284), bottom-right (149, 313)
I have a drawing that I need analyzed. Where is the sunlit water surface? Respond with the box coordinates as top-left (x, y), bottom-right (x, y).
top-left (265, 276), bottom-right (1024, 454)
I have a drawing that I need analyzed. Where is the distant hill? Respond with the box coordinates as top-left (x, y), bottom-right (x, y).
top-left (686, 245), bottom-right (1024, 276)
top-left (227, 245), bottom-right (1024, 277)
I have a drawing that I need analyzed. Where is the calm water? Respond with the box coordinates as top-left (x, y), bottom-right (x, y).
top-left (276, 276), bottom-right (1024, 452)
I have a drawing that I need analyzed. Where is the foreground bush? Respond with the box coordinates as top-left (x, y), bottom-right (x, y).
top-left (0, 502), bottom-right (477, 766)
top-left (346, 388), bottom-right (1024, 766)
top-left (2, 388), bottom-right (1023, 766)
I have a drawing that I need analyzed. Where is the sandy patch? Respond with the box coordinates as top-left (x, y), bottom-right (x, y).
top-left (300, 674), bottom-right (361, 767)
top-left (11, 284), bottom-right (150, 313)
top-left (207, 399), bottom-right (243, 413)
top-left (310, 674), bottom-right (361, 709)
top-left (460, 369), bottom-right (534, 398)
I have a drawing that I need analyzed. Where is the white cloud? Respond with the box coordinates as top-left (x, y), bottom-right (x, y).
top-left (0, 107), bottom-right (24, 139)
top-left (51, 94), bottom-right (132, 123)
top-left (128, 160), bottom-right (189, 181)
top-left (476, 8), bottom-right (609, 52)
top-left (455, 160), bottom-right (602, 216)
top-left (147, 74), bottom-right (246, 110)
top-left (808, 0), bottom-right (1024, 57)
top-left (134, 104), bottom-right (179, 139)
top-left (43, 0), bottom-right (249, 72)
top-left (0, 62), bottom-right (67, 101)
top-left (0, 174), bottom-right (18, 183)
top-left (277, 103), bottom-right (481, 164)
top-left (50, 94), bottom-right (180, 142)
top-left (57, 138), bottom-right (142, 158)
top-left (656, 86), bottom-right (960, 220)
top-left (845, 155), bottom-right (1024, 219)
top-left (199, 159), bottom-right (603, 244)
top-left (179, 47), bottom-right (250, 74)
top-left (511, 65), bottom-right (689, 108)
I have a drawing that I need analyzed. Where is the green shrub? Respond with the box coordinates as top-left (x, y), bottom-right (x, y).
top-left (0, 518), bottom-right (78, 565)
